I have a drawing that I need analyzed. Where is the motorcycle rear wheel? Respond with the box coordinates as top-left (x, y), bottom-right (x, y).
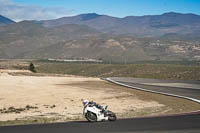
top-left (85, 112), bottom-right (97, 122)
top-left (108, 113), bottom-right (117, 121)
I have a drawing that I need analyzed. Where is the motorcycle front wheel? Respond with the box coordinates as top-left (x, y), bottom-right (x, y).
top-left (108, 113), bottom-right (117, 121)
top-left (85, 112), bottom-right (97, 122)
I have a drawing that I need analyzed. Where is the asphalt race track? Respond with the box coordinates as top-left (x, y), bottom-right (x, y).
top-left (1, 112), bottom-right (200, 133)
top-left (107, 77), bottom-right (200, 102)
top-left (1, 77), bottom-right (200, 133)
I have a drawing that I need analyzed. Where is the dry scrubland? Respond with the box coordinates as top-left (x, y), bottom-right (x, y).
top-left (0, 60), bottom-right (200, 126)
top-left (36, 61), bottom-right (200, 80)
top-left (1, 60), bottom-right (200, 80)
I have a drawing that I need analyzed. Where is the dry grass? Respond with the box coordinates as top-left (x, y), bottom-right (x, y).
top-left (36, 62), bottom-right (200, 80)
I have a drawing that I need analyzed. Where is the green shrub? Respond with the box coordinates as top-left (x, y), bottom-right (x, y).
top-left (29, 63), bottom-right (36, 73)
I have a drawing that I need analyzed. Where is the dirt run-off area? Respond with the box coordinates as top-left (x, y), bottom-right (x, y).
top-left (0, 70), bottom-right (200, 126)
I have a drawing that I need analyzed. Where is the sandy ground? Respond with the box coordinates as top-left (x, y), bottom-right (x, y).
top-left (0, 70), bottom-right (164, 122)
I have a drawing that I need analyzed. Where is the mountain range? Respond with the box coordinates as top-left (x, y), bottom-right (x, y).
top-left (0, 12), bottom-right (200, 62)
top-left (41, 12), bottom-right (200, 37)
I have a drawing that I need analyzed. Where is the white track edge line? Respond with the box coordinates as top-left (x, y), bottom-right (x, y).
top-left (105, 78), bottom-right (200, 104)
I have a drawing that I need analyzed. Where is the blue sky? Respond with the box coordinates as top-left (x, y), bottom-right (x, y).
top-left (0, 0), bottom-right (200, 21)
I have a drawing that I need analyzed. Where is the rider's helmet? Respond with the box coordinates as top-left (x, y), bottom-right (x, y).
top-left (82, 99), bottom-right (89, 106)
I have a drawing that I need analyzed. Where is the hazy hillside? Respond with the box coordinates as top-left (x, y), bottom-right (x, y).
top-left (41, 12), bottom-right (200, 37)
top-left (0, 15), bottom-right (16, 26)
top-left (0, 21), bottom-right (101, 58)
top-left (20, 36), bottom-right (152, 62)
top-left (18, 36), bottom-right (200, 62)
top-left (0, 13), bottom-right (200, 62)
top-left (41, 13), bottom-right (120, 31)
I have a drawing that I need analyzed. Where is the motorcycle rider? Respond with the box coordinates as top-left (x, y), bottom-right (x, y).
top-left (82, 99), bottom-right (105, 112)
top-left (82, 99), bottom-right (89, 107)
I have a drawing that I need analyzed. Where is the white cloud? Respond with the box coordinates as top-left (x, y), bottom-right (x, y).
top-left (0, 0), bottom-right (74, 22)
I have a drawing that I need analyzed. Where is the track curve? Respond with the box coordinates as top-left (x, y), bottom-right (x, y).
top-left (106, 77), bottom-right (200, 103)
top-left (1, 77), bottom-right (200, 133)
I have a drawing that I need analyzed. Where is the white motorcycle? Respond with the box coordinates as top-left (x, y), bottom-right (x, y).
top-left (82, 100), bottom-right (117, 122)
